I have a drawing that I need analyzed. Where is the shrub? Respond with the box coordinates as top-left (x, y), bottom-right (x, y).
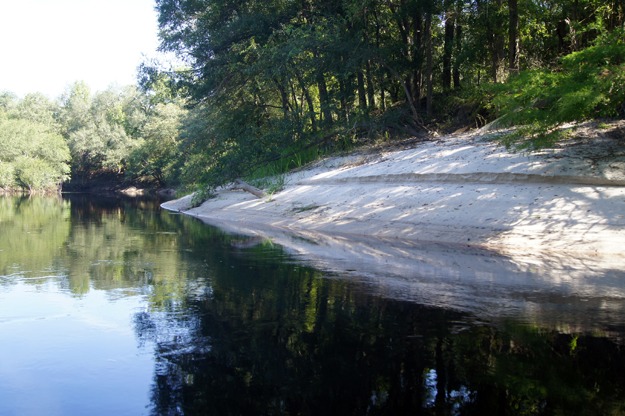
top-left (491, 30), bottom-right (625, 149)
top-left (0, 161), bottom-right (15, 189)
top-left (14, 157), bottom-right (61, 192)
top-left (0, 117), bottom-right (70, 192)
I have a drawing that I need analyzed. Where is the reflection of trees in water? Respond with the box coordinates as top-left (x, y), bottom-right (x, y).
top-left (0, 195), bottom-right (212, 303)
top-left (62, 195), bottom-right (189, 296)
top-left (62, 194), bottom-right (230, 301)
top-left (136, 244), bottom-right (625, 416)
top-left (0, 196), bottom-right (70, 277)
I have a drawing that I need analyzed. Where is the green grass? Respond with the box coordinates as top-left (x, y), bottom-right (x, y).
top-left (245, 143), bottom-right (326, 193)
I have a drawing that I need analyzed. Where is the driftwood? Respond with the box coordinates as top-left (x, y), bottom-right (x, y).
top-left (231, 179), bottom-right (266, 198)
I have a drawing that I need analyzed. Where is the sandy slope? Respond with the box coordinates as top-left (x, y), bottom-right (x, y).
top-left (163, 128), bottom-right (625, 256)
top-left (162, 127), bottom-right (625, 329)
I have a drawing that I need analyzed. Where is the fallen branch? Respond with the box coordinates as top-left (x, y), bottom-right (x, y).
top-left (231, 179), bottom-right (266, 198)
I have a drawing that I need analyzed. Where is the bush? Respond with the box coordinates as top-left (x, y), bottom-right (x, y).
top-left (491, 30), bottom-right (625, 149)
top-left (14, 157), bottom-right (61, 192)
top-left (0, 161), bottom-right (15, 189)
top-left (0, 117), bottom-right (70, 192)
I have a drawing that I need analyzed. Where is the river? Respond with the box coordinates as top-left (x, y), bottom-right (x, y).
top-left (1, 195), bottom-right (624, 415)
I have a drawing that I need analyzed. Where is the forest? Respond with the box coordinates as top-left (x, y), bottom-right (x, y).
top-left (1, 0), bottom-right (624, 194)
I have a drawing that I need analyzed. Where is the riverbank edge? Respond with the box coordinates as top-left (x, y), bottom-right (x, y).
top-left (162, 125), bottom-right (625, 260)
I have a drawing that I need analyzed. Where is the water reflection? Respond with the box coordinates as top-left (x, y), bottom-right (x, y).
top-left (1, 195), bottom-right (625, 415)
top-left (139, 263), bottom-right (625, 415)
top-left (193, 217), bottom-right (625, 335)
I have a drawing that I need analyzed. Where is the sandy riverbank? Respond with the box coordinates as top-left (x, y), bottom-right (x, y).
top-left (163, 125), bottom-right (625, 256)
top-left (162, 125), bottom-right (625, 329)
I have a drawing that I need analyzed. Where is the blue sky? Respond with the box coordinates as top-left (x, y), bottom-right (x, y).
top-left (0, 0), bottom-right (161, 98)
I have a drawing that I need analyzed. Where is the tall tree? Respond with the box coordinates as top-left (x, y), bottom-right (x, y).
top-left (442, 0), bottom-right (456, 90)
top-left (146, 0), bottom-right (623, 193)
top-left (59, 83), bottom-right (146, 180)
top-left (425, 10), bottom-right (434, 116)
top-left (508, 0), bottom-right (519, 73)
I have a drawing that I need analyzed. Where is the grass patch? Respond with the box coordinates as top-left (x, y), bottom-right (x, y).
top-left (190, 186), bottom-right (217, 208)
top-left (245, 143), bottom-right (327, 193)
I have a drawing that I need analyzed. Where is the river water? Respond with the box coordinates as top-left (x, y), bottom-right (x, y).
top-left (1, 195), bottom-right (624, 415)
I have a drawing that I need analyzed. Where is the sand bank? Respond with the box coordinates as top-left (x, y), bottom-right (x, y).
top-left (163, 128), bottom-right (625, 256)
top-left (162, 128), bottom-right (625, 330)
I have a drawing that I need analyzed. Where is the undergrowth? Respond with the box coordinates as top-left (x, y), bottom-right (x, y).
top-left (490, 30), bottom-right (625, 149)
top-left (244, 133), bottom-right (359, 193)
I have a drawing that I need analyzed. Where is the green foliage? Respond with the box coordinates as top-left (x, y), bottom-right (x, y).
top-left (190, 186), bottom-right (217, 208)
top-left (143, 0), bottom-right (625, 191)
top-left (6, 0), bottom-right (624, 194)
top-left (0, 197), bottom-right (71, 277)
top-left (14, 157), bottom-right (60, 191)
top-left (59, 83), bottom-right (148, 180)
top-left (126, 102), bottom-right (185, 186)
top-left (3, 78), bottom-right (187, 190)
top-left (248, 169), bottom-right (287, 196)
top-left (492, 31), bottom-right (625, 148)
top-left (0, 114), bottom-right (70, 192)
top-left (15, 93), bottom-right (59, 127)
top-left (0, 195), bottom-right (198, 298)
top-left (0, 161), bottom-right (15, 189)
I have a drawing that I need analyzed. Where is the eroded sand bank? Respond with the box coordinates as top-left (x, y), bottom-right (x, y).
top-left (164, 129), bottom-right (625, 254)
top-left (163, 128), bottom-right (625, 332)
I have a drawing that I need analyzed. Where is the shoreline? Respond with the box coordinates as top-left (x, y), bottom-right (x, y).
top-left (162, 127), bottom-right (625, 257)
top-left (161, 127), bottom-right (625, 330)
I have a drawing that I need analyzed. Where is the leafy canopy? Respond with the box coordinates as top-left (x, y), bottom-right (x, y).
top-left (0, 96), bottom-right (70, 192)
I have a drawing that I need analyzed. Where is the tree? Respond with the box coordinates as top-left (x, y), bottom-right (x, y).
top-left (508, 0), bottom-right (519, 73)
top-left (0, 161), bottom-right (15, 189)
top-left (127, 101), bottom-right (186, 186)
top-left (0, 113), bottom-right (70, 192)
top-left (147, 0), bottom-right (624, 196)
top-left (14, 93), bottom-right (59, 129)
top-left (59, 83), bottom-right (146, 180)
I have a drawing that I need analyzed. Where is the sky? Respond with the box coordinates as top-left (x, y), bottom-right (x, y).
top-left (0, 0), bottom-right (162, 99)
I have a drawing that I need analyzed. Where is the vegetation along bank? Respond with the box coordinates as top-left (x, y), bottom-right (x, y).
top-left (1, 1), bottom-right (624, 199)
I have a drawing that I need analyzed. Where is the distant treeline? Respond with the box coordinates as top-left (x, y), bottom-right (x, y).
top-left (0, 84), bottom-right (185, 193)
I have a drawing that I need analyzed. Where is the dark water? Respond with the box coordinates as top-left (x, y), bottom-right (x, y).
top-left (1, 195), bottom-right (625, 415)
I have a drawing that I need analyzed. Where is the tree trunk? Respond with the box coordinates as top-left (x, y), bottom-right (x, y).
top-left (508, 0), bottom-right (519, 73)
top-left (338, 76), bottom-right (350, 123)
top-left (442, 8), bottom-right (455, 90)
top-left (366, 61), bottom-right (376, 111)
top-left (480, 0), bottom-right (505, 82)
top-left (411, 13), bottom-right (424, 105)
top-left (491, 9), bottom-right (505, 82)
top-left (317, 72), bottom-right (332, 126)
top-left (274, 78), bottom-right (290, 119)
top-left (453, 20), bottom-right (462, 89)
top-left (295, 73), bottom-right (317, 132)
top-left (384, 64), bottom-right (423, 128)
top-left (425, 11), bottom-right (433, 117)
top-left (357, 71), bottom-right (367, 111)
top-left (288, 79), bottom-right (302, 122)
top-left (373, 7), bottom-right (385, 110)
top-left (232, 179), bottom-right (266, 198)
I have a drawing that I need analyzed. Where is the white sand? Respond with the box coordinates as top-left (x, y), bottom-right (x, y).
top-left (163, 130), bottom-right (625, 256)
top-left (162, 129), bottom-right (625, 328)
